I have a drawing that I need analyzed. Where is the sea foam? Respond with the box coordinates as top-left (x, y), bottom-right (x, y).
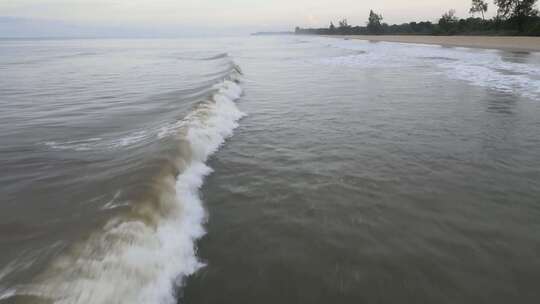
top-left (320, 38), bottom-right (540, 100)
top-left (14, 73), bottom-right (245, 304)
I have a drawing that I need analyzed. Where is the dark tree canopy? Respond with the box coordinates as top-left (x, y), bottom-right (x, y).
top-left (337, 19), bottom-right (352, 34)
top-left (338, 19), bottom-right (349, 28)
top-left (295, 5), bottom-right (540, 36)
top-left (439, 9), bottom-right (459, 32)
top-left (367, 10), bottom-right (384, 34)
top-left (495, 0), bottom-right (538, 18)
top-left (441, 9), bottom-right (458, 22)
top-left (329, 22), bottom-right (336, 32)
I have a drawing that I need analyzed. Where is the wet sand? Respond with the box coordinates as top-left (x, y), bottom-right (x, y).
top-left (325, 35), bottom-right (540, 52)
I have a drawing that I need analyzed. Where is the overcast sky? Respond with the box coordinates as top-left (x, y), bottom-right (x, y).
top-left (1, 0), bottom-right (497, 31)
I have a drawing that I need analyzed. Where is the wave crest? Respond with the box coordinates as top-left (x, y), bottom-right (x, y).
top-left (10, 67), bottom-right (245, 304)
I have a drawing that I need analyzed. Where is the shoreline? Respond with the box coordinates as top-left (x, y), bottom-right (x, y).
top-left (322, 35), bottom-right (540, 52)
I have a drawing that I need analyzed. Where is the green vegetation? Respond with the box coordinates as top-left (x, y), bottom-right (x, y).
top-left (367, 10), bottom-right (384, 34)
top-left (295, 0), bottom-right (540, 36)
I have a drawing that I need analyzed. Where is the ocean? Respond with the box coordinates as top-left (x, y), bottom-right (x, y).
top-left (1, 36), bottom-right (540, 304)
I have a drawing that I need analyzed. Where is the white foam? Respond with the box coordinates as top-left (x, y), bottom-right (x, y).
top-left (44, 129), bottom-right (153, 151)
top-left (44, 138), bottom-right (103, 151)
top-left (439, 55), bottom-right (540, 100)
top-left (101, 190), bottom-right (131, 211)
top-left (20, 76), bottom-right (245, 304)
top-left (0, 288), bottom-right (16, 301)
top-left (0, 261), bottom-right (17, 283)
top-left (115, 130), bottom-right (150, 148)
top-left (318, 38), bottom-right (540, 100)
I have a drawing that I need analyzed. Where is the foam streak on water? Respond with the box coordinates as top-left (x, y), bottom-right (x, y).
top-left (12, 73), bottom-right (245, 304)
top-left (320, 38), bottom-right (540, 100)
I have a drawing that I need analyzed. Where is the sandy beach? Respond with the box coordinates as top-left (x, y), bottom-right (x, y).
top-left (325, 35), bottom-right (540, 52)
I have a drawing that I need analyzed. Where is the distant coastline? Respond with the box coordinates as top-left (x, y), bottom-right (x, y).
top-left (321, 35), bottom-right (540, 52)
top-left (295, 3), bottom-right (540, 37)
top-left (251, 31), bottom-right (294, 36)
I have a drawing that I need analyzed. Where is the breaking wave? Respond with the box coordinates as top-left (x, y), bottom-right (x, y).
top-left (319, 38), bottom-right (540, 99)
top-left (9, 66), bottom-right (245, 304)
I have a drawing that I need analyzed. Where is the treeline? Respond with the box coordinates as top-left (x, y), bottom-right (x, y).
top-left (295, 0), bottom-right (540, 36)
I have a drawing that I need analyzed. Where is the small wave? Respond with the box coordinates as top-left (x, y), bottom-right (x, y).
top-left (0, 261), bottom-right (19, 283)
top-left (0, 288), bottom-right (16, 300)
top-left (15, 67), bottom-right (245, 304)
top-left (0, 241), bottom-right (66, 301)
top-left (44, 138), bottom-right (103, 151)
top-left (320, 37), bottom-right (540, 99)
top-left (202, 53), bottom-right (229, 60)
top-left (420, 56), bottom-right (458, 62)
top-left (6, 52), bottom-right (100, 65)
top-left (114, 130), bottom-right (149, 148)
top-left (177, 53), bottom-right (229, 61)
top-left (44, 129), bottom-right (158, 152)
top-left (42, 65), bottom-right (243, 152)
top-left (44, 125), bottom-right (166, 152)
top-left (439, 61), bottom-right (540, 99)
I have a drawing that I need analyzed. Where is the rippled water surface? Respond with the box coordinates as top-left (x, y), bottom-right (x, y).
top-left (1, 37), bottom-right (540, 304)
